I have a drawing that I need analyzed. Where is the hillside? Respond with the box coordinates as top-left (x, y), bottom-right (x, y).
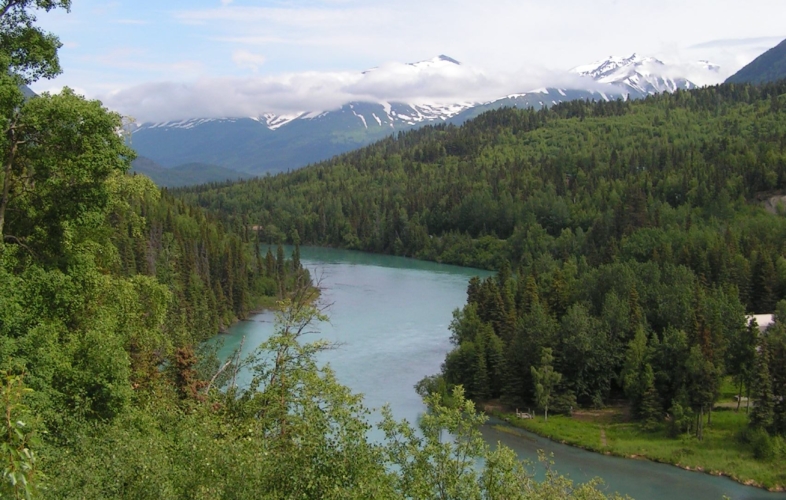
top-left (130, 156), bottom-right (252, 187)
top-left (726, 38), bottom-right (786, 84)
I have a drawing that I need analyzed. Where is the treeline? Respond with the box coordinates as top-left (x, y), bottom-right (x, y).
top-left (178, 80), bottom-right (786, 444)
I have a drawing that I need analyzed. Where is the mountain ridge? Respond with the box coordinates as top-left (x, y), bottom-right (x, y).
top-left (131, 52), bottom-right (723, 179)
top-left (130, 156), bottom-right (251, 187)
top-left (726, 38), bottom-right (786, 84)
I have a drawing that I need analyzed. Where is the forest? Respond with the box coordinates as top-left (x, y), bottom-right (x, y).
top-left (0, 1), bottom-right (626, 498)
top-left (179, 72), bottom-right (786, 453)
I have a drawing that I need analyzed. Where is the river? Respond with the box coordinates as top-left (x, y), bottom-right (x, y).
top-left (217, 246), bottom-right (785, 500)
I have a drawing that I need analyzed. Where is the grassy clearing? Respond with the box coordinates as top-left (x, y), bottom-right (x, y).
top-left (492, 407), bottom-right (786, 491)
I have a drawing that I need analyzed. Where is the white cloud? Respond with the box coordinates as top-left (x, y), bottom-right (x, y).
top-left (100, 56), bottom-right (604, 123)
top-left (232, 50), bottom-right (267, 72)
top-left (99, 46), bottom-right (742, 124)
top-left (169, 0), bottom-right (786, 74)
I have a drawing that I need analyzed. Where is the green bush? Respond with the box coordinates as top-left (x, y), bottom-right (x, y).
top-left (749, 427), bottom-right (777, 460)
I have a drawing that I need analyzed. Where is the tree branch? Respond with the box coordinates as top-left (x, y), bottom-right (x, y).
top-left (2, 234), bottom-right (34, 256)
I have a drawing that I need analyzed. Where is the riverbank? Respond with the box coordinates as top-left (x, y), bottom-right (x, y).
top-left (490, 406), bottom-right (786, 492)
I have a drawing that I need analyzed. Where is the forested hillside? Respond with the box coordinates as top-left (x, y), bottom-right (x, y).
top-left (726, 38), bottom-right (786, 85)
top-left (180, 80), bottom-right (786, 452)
top-left (181, 81), bottom-right (786, 311)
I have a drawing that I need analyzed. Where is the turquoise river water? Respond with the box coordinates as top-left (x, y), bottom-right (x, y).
top-left (217, 246), bottom-right (786, 500)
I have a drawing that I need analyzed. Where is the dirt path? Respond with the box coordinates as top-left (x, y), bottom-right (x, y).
top-left (600, 428), bottom-right (607, 447)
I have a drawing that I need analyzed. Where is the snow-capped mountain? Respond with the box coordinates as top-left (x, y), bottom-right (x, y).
top-left (131, 52), bottom-right (725, 181)
top-left (135, 100), bottom-right (476, 136)
top-left (571, 54), bottom-right (718, 96)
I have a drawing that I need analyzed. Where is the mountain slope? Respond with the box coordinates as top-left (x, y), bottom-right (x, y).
top-left (130, 156), bottom-right (252, 187)
top-left (726, 38), bottom-right (786, 85)
top-left (131, 100), bottom-right (476, 174)
top-left (449, 88), bottom-right (620, 124)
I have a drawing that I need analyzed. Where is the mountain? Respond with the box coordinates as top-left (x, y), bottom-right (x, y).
top-left (131, 53), bottom-right (720, 178)
top-left (570, 54), bottom-right (715, 96)
top-left (726, 38), bottom-right (786, 85)
top-left (131, 100), bottom-right (475, 175)
top-left (20, 84), bottom-right (36, 98)
top-left (449, 88), bottom-right (620, 124)
top-left (130, 156), bottom-right (252, 187)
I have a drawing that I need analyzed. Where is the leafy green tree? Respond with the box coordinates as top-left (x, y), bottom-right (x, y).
top-left (1, 89), bottom-right (134, 260)
top-left (1, 0), bottom-right (73, 239)
top-left (380, 385), bottom-right (622, 500)
top-left (531, 348), bottom-right (562, 421)
top-left (729, 319), bottom-right (759, 411)
top-left (0, 373), bottom-right (41, 500)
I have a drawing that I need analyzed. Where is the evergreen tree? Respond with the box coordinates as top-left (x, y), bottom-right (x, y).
top-left (622, 326), bottom-right (650, 417)
top-left (750, 340), bottom-right (775, 431)
top-left (639, 365), bottom-right (662, 431)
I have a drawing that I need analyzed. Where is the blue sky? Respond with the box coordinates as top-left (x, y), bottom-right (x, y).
top-left (31, 0), bottom-right (786, 122)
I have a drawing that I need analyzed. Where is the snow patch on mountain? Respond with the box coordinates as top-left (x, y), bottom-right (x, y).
top-left (260, 112), bottom-right (306, 130)
top-left (137, 118), bottom-right (236, 131)
top-left (407, 54), bottom-right (462, 69)
top-left (571, 53), bottom-right (718, 96)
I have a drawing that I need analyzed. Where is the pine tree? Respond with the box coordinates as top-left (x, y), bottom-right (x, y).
top-left (466, 276), bottom-right (481, 305)
top-left (749, 340), bottom-right (774, 431)
top-left (276, 244), bottom-right (286, 295)
top-left (291, 229), bottom-right (302, 272)
top-left (265, 248), bottom-right (275, 277)
top-left (473, 343), bottom-right (490, 401)
top-left (523, 275), bottom-right (540, 315)
top-left (639, 365), bottom-right (661, 430)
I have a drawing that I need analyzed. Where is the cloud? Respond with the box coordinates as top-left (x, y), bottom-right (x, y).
top-left (683, 35), bottom-right (786, 79)
top-left (102, 57), bottom-right (542, 123)
top-left (232, 50), bottom-right (267, 72)
top-left (688, 36), bottom-right (785, 50)
top-left (98, 50), bottom-right (736, 124)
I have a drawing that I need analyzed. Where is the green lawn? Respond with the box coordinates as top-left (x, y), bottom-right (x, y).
top-left (492, 408), bottom-right (786, 491)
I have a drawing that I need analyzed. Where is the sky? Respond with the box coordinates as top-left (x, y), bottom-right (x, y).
top-left (30, 0), bottom-right (786, 123)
